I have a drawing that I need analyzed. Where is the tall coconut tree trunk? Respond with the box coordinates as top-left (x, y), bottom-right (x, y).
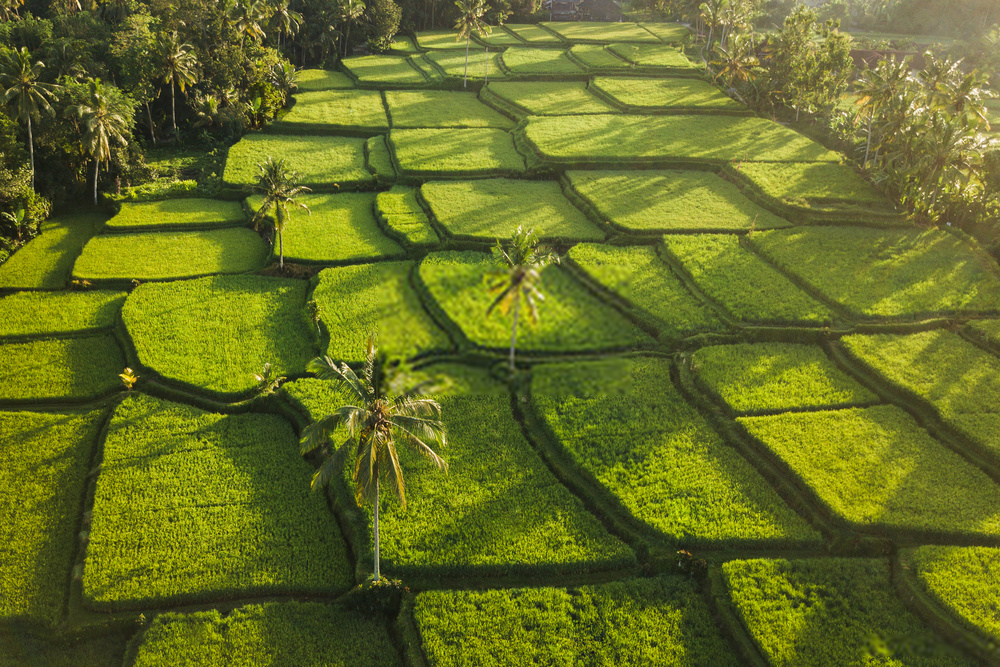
top-left (509, 295), bottom-right (520, 371)
top-left (92, 159), bottom-right (99, 205)
top-left (26, 114), bottom-right (34, 190)
top-left (171, 76), bottom-right (178, 143)
top-left (344, 22), bottom-right (351, 57)
top-left (463, 35), bottom-right (470, 88)
top-left (278, 227), bottom-right (284, 269)
top-left (146, 101), bottom-right (157, 144)
top-left (373, 476), bottom-right (380, 582)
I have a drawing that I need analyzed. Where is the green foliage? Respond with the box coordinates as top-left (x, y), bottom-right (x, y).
top-left (532, 357), bottom-right (820, 548)
top-left (592, 76), bottom-right (745, 111)
top-left (312, 262), bottom-right (449, 361)
top-left (566, 170), bottom-right (790, 233)
top-left (0, 212), bottom-right (105, 289)
top-left (273, 89), bottom-right (389, 134)
top-left (567, 244), bottom-right (726, 340)
top-left (540, 21), bottom-right (662, 43)
top-left (692, 343), bottom-right (877, 414)
top-left (607, 43), bottom-right (696, 69)
top-left (522, 114), bottom-right (840, 165)
top-left (0, 336), bottom-right (124, 402)
top-left (0, 631), bottom-right (127, 667)
top-left (390, 128), bottom-right (525, 178)
top-left (365, 0), bottom-right (402, 53)
top-left (484, 81), bottom-right (616, 115)
top-left (106, 199), bottom-right (246, 231)
top-left (966, 318), bottom-right (1000, 347)
top-left (132, 602), bottom-right (401, 666)
top-left (734, 161), bottom-right (896, 211)
top-left (123, 275), bottom-right (319, 396)
top-left (739, 405), bottom-right (1000, 538)
top-left (72, 227), bottom-right (270, 282)
top-left (341, 55), bottom-right (432, 87)
top-left (416, 576), bottom-right (739, 666)
top-left (662, 234), bottom-right (833, 324)
top-left (0, 290), bottom-right (125, 337)
top-left (421, 178), bottom-right (604, 242)
top-left (295, 69), bottom-right (355, 92)
top-left (224, 134), bottom-right (374, 188)
top-left (842, 330), bottom-right (1000, 461)
top-left (749, 227), bottom-right (1000, 319)
top-left (84, 394), bottom-right (353, 609)
top-left (375, 185), bottom-right (439, 246)
top-left (723, 557), bottom-right (970, 666)
top-left (0, 409), bottom-right (104, 626)
top-left (420, 251), bottom-right (651, 352)
top-left (384, 90), bottom-right (512, 129)
top-left (500, 47), bottom-right (584, 75)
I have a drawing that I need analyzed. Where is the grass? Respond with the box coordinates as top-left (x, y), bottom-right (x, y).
top-left (420, 178), bottom-right (604, 243)
top-left (83, 393), bottom-right (353, 609)
top-left (500, 47), bottom-right (584, 75)
top-left (0, 409), bottom-right (104, 626)
top-left (224, 134), bottom-right (373, 188)
top-left (476, 27), bottom-right (523, 46)
top-left (72, 228), bottom-right (270, 282)
top-left (415, 576), bottom-right (739, 666)
top-left (365, 134), bottom-right (395, 181)
top-left (122, 275), bottom-right (318, 396)
top-left (638, 22), bottom-right (691, 43)
top-left (566, 169), bottom-right (791, 233)
top-left (967, 318), bottom-right (1000, 346)
top-left (568, 44), bottom-right (634, 70)
top-left (390, 128), bottom-right (525, 178)
top-left (414, 30), bottom-right (467, 50)
top-left (749, 227), bottom-right (1000, 319)
top-left (900, 545), bottom-right (1000, 643)
top-left (105, 199), bottom-right (247, 232)
top-left (739, 405), bottom-right (1000, 538)
top-left (662, 234), bottom-right (834, 324)
top-left (272, 89), bottom-right (388, 134)
top-left (385, 90), bottom-right (512, 129)
top-left (540, 21), bottom-right (662, 43)
top-left (247, 193), bottom-right (403, 264)
top-left (0, 336), bottom-right (124, 402)
top-left (421, 49), bottom-right (506, 81)
top-left (691, 343), bottom-right (878, 414)
top-left (567, 244), bottom-right (726, 340)
top-left (841, 330), bottom-right (1000, 461)
top-left (592, 76), bottom-right (745, 111)
top-left (0, 632), bottom-right (127, 667)
top-left (132, 602), bottom-right (401, 666)
top-left (340, 55), bottom-right (430, 87)
top-left (735, 161), bottom-right (897, 211)
top-left (723, 557), bottom-right (971, 666)
top-left (0, 290), bottom-right (125, 337)
top-left (419, 251), bottom-right (651, 352)
top-left (607, 43), bottom-right (696, 69)
top-left (531, 357), bottom-right (821, 548)
top-left (375, 186), bottom-right (439, 246)
top-left (483, 81), bottom-right (617, 115)
top-left (523, 114), bottom-right (840, 165)
top-left (311, 261), bottom-right (450, 361)
top-left (503, 24), bottom-right (564, 44)
top-left (295, 69), bottom-right (355, 91)
top-left (0, 212), bottom-right (105, 290)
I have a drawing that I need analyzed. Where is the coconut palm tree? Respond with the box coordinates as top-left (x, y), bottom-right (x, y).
top-left (157, 31), bottom-right (198, 142)
top-left (0, 47), bottom-right (60, 190)
top-left (69, 78), bottom-right (130, 205)
top-left (269, 0), bottom-right (302, 50)
top-left (300, 334), bottom-right (447, 582)
top-left (251, 156), bottom-right (311, 270)
top-left (231, 0), bottom-right (269, 45)
top-left (338, 0), bottom-right (365, 57)
top-left (453, 0), bottom-right (491, 88)
top-left (486, 226), bottom-right (559, 371)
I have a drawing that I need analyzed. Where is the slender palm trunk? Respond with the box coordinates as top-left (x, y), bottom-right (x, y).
top-left (344, 22), bottom-right (351, 57)
top-left (26, 114), bottom-right (34, 190)
top-left (171, 76), bottom-right (178, 143)
top-left (484, 46), bottom-right (488, 84)
top-left (509, 295), bottom-right (520, 371)
top-left (373, 476), bottom-right (380, 582)
top-left (864, 111), bottom-right (873, 167)
top-left (146, 101), bottom-right (156, 144)
top-left (463, 35), bottom-right (470, 88)
top-left (278, 227), bottom-right (284, 269)
top-left (92, 159), bottom-right (99, 205)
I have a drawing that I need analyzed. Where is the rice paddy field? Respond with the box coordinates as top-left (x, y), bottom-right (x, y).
top-left (2, 20), bottom-right (998, 667)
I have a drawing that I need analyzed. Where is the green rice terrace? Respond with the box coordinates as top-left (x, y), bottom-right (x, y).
top-left (4, 19), bottom-right (1000, 667)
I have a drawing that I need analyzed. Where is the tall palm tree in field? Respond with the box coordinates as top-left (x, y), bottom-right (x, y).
top-left (486, 226), bottom-right (558, 371)
top-left (157, 31), bottom-right (198, 142)
top-left (69, 79), bottom-right (130, 204)
top-left (338, 0), bottom-right (364, 57)
top-left (269, 0), bottom-right (302, 50)
top-left (454, 0), bottom-right (491, 88)
top-left (0, 47), bottom-right (60, 189)
top-left (300, 334), bottom-right (447, 582)
top-left (252, 157), bottom-right (311, 270)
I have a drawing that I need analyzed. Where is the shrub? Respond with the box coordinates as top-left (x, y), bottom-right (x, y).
top-left (500, 47), bottom-right (584, 75)
top-left (390, 129), bottom-right (525, 178)
top-left (271, 90), bottom-right (389, 134)
top-left (223, 134), bottom-right (374, 189)
top-left (484, 81), bottom-right (616, 115)
top-left (0, 290), bottom-right (125, 337)
top-left (0, 213), bottom-right (106, 290)
top-left (105, 199), bottom-right (246, 232)
top-left (0, 336), bottom-right (124, 402)
top-left (384, 90), bottom-right (513, 129)
top-left (540, 21), bottom-right (663, 43)
top-left (375, 186), bottom-right (439, 246)
top-left (591, 76), bottom-right (745, 111)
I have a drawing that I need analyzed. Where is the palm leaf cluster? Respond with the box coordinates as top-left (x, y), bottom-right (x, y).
top-left (251, 156), bottom-right (311, 270)
top-left (453, 0), bottom-right (491, 88)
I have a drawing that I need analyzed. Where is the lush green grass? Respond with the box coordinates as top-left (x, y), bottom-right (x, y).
top-left (0, 336), bottom-right (124, 402)
top-left (500, 47), bottom-right (584, 75)
top-left (503, 24), bottom-right (564, 44)
top-left (420, 178), bottom-right (604, 242)
top-left (132, 602), bottom-right (400, 666)
top-left (390, 128), bottom-right (525, 178)
top-left (568, 244), bottom-right (726, 340)
top-left (901, 545), bottom-right (1000, 643)
top-left (0, 632), bottom-right (127, 667)
top-left (340, 55), bottom-right (430, 86)
top-left (419, 251), bottom-right (651, 352)
top-left (389, 35), bottom-right (420, 53)
top-left (607, 43), bottom-right (696, 69)
top-left (384, 90), bottom-right (513, 129)
top-left (662, 234), bottom-right (833, 324)
top-left (248, 192), bottom-right (403, 264)
top-left (723, 557), bottom-right (971, 666)
top-left (566, 170), bottom-right (790, 233)
top-left (842, 330), bottom-right (1000, 461)
top-left (541, 21), bottom-right (662, 43)
top-left (365, 134), bottom-right (395, 181)
top-left (72, 227), bottom-right (269, 282)
top-left (105, 199), bottom-right (246, 232)
top-left (414, 30), bottom-right (466, 50)
top-left (415, 576), bottom-right (739, 666)
top-left (0, 409), bottom-right (104, 626)
top-left (532, 357), bottom-right (821, 548)
top-left (312, 261), bottom-right (449, 361)
top-left (567, 44), bottom-right (633, 70)
top-left (224, 134), bottom-right (373, 188)
top-left (0, 213), bottom-right (105, 290)
top-left (483, 81), bottom-right (616, 115)
top-left (296, 69), bottom-right (354, 91)
top-left (692, 343), bottom-right (878, 414)
top-left (638, 22), bottom-right (691, 43)
top-left (967, 318), bottom-right (1000, 346)
top-left (123, 275), bottom-right (318, 396)
top-left (735, 161), bottom-right (897, 211)
top-left (84, 393), bottom-right (352, 609)
top-left (749, 227), bottom-right (1000, 319)
top-left (739, 405), bottom-right (1000, 538)
top-left (0, 290), bottom-right (125, 337)
top-left (524, 115), bottom-right (840, 165)
top-left (273, 89), bottom-right (388, 133)
top-left (421, 49), bottom-right (506, 81)
top-left (476, 27), bottom-right (524, 46)
top-left (375, 186), bottom-right (439, 246)
top-left (592, 76), bottom-right (744, 111)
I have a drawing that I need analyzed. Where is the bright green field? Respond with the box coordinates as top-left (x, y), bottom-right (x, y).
top-left (542, 21), bottom-right (662, 43)
top-left (503, 24), bottom-right (564, 45)
top-left (105, 199), bottom-right (246, 231)
top-left (638, 22), bottom-right (691, 43)
top-left (0, 290), bottom-right (125, 337)
top-left (0, 336), bottom-right (125, 402)
top-left (390, 128), bottom-right (525, 178)
top-left (500, 47), bottom-right (584, 76)
top-left (483, 80), bottom-right (616, 115)
top-left (607, 43), bottom-right (696, 70)
top-left (0, 213), bottom-right (105, 289)
top-left (223, 134), bottom-right (374, 188)
top-left (340, 55), bottom-right (431, 87)
top-left (384, 90), bottom-right (513, 129)
top-left (295, 69), bottom-right (355, 91)
top-left (414, 30), bottom-right (467, 50)
top-left (375, 185), bottom-right (439, 246)
top-left (735, 161), bottom-right (898, 211)
top-left (421, 49), bottom-right (506, 82)
top-left (272, 89), bottom-right (389, 134)
top-left (592, 76), bottom-right (746, 111)
top-left (567, 44), bottom-right (633, 71)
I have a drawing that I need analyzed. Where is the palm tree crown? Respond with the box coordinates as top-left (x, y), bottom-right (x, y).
top-left (252, 156), bottom-right (311, 270)
top-left (69, 78), bottom-right (130, 204)
top-left (157, 31), bottom-right (198, 141)
top-left (0, 47), bottom-right (60, 189)
top-left (453, 0), bottom-right (491, 88)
